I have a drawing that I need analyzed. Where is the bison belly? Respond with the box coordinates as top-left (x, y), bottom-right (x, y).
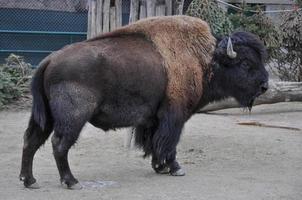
top-left (45, 34), bottom-right (167, 131)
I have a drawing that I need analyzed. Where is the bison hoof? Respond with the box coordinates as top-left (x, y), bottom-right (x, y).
top-left (156, 166), bottom-right (170, 174)
top-left (69, 183), bottom-right (83, 190)
top-left (170, 168), bottom-right (186, 176)
top-left (20, 175), bottom-right (40, 189)
top-left (61, 180), bottom-right (82, 190)
top-left (27, 182), bottom-right (40, 189)
top-left (153, 164), bottom-right (170, 174)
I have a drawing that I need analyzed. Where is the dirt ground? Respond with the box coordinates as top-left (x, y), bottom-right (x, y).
top-left (0, 102), bottom-right (302, 200)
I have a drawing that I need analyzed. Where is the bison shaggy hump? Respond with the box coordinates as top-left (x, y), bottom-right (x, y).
top-left (90, 16), bottom-right (216, 114)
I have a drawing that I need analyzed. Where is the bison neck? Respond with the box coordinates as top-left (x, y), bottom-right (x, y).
top-left (197, 64), bottom-right (229, 110)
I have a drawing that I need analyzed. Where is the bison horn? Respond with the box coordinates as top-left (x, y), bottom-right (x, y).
top-left (227, 37), bottom-right (237, 59)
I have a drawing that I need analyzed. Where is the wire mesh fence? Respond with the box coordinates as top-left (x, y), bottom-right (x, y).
top-left (0, 0), bottom-right (89, 66)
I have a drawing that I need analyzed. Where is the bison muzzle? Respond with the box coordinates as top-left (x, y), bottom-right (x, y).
top-left (20, 16), bottom-right (268, 189)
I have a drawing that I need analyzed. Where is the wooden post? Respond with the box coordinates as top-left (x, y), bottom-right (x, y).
top-left (95, 0), bottom-right (103, 34)
top-left (103, 0), bottom-right (110, 33)
top-left (115, 0), bottom-right (122, 27)
top-left (90, 0), bottom-right (97, 38)
top-left (147, 0), bottom-right (156, 17)
top-left (87, 0), bottom-right (92, 38)
top-left (110, 7), bottom-right (116, 31)
top-left (140, 3), bottom-right (147, 19)
top-left (88, 0), bottom-right (192, 37)
top-left (174, 0), bottom-right (185, 15)
top-left (156, 5), bottom-right (166, 16)
top-left (129, 0), bottom-right (140, 23)
top-left (139, 0), bottom-right (147, 19)
top-left (165, 0), bottom-right (173, 16)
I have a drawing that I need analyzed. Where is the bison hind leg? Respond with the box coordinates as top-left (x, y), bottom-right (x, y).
top-left (50, 104), bottom-right (93, 189)
top-left (49, 83), bottom-right (97, 189)
top-left (20, 114), bottom-right (53, 188)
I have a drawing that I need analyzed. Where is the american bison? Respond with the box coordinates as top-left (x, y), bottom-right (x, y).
top-left (20, 16), bottom-right (268, 189)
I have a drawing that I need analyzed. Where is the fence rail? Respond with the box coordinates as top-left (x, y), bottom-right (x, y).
top-left (0, 2), bottom-right (88, 65)
top-left (0, 30), bottom-right (87, 35)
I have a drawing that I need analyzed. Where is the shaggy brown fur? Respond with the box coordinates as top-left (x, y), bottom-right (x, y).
top-left (89, 16), bottom-right (216, 116)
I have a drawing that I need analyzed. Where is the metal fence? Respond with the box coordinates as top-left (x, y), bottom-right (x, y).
top-left (0, 0), bottom-right (89, 65)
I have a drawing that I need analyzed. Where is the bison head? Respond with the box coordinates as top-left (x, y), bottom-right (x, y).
top-left (212, 31), bottom-right (269, 110)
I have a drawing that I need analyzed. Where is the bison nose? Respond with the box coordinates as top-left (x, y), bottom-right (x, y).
top-left (260, 82), bottom-right (269, 93)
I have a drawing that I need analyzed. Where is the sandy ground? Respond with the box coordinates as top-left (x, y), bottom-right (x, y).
top-left (0, 102), bottom-right (302, 200)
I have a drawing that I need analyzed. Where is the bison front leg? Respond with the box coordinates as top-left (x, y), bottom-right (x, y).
top-left (152, 105), bottom-right (186, 176)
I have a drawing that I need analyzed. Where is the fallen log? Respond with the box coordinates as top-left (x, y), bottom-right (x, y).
top-left (199, 81), bottom-right (302, 112)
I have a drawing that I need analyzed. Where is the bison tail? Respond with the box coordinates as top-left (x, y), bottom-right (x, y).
top-left (31, 58), bottom-right (52, 131)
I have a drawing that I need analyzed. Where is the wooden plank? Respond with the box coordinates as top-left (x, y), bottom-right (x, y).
top-left (110, 7), bottom-right (116, 31)
top-left (115, 0), bottom-right (122, 28)
top-left (237, 122), bottom-right (301, 131)
top-left (87, 0), bottom-right (92, 38)
top-left (178, 0), bottom-right (185, 15)
top-left (156, 5), bottom-right (166, 16)
top-left (103, 0), bottom-right (110, 33)
top-left (139, 4), bottom-right (147, 19)
top-left (173, 0), bottom-right (185, 15)
top-left (165, 0), bottom-right (172, 16)
top-left (129, 0), bottom-right (139, 23)
top-left (91, 0), bottom-right (97, 37)
top-left (95, 0), bottom-right (103, 34)
top-left (147, 0), bottom-right (156, 17)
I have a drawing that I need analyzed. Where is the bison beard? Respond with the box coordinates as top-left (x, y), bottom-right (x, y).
top-left (20, 16), bottom-right (268, 189)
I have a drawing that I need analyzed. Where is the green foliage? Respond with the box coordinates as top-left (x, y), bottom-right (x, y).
top-left (186, 0), bottom-right (233, 36)
top-left (185, 1), bottom-right (302, 81)
top-left (0, 54), bottom-right (33, 108)
top-left (186, 1), bottom-right (281, 61)
top-left (228, 5), bottom-right (281, 61)
top-left (276, 9), bottom-right (302, 81)
top-left (295, 0), bottom-right (302, 7)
